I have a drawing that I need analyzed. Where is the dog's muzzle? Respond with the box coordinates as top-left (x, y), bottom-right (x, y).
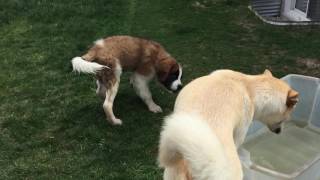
top-left (268, 123), bottom-right (282, 134)
top-left (272, 127), bottom-right (282, 134)
top-left (169, 80), bottom-right (183, 92)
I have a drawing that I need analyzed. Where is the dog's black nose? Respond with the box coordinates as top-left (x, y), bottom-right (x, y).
top-left (177, 84), bottom-right (183, 91)
top-left (274, 127), bottom-right (281, 134)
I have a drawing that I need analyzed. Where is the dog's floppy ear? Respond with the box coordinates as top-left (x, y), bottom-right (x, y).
top-left (157, 62), bottom-right (179, 82)
top-left (156, 58), bottom-right (176, 82)
top-left (157, 68), bottom-right (170, 82)
top-left (286, 89), bottom-right (299, 108)
top-left (263, 69), bottom-right (273, 77)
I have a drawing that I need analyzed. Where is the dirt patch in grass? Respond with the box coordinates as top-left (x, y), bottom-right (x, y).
top-left (191, 0), bottom-right (223, 9)
top-left (295, 58), bottom-right (320, 77)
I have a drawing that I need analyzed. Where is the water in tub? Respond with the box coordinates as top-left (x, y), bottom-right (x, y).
top-left (243, 121), bottom-right (320, 175)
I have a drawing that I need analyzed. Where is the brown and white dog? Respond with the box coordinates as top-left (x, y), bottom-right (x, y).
top-left (158, 69), bottom-right (298, 180)
top-left (71, 36), bottom-right (183, 125)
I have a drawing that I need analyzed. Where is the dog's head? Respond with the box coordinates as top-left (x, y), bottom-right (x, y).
top-left (156, 56), bottom-right (183, 92)
top-left (255, 70), bottom-right (299, 134)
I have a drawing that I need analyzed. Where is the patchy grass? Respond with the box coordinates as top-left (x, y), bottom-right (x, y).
top-left (0, 0), bottom-right (320, 179)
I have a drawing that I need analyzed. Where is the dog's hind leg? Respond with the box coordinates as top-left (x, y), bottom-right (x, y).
top-left (163, 160), bottom-right (191, 180)
top-left (103, 80), bottom-right (121, 125)
top-left (130, 72), bottom-right (162, 113)
top-left (101, 62), bottom-right (122, 125)
top-left (96, 80), bottom-right (107, 98)
top-left (164, 167), bottom-right (181, 180)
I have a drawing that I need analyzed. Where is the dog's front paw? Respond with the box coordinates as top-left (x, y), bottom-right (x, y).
top-left (148, 104), bottom-right (163, 113)
top-left (111, 118), bottom-right (123, 125)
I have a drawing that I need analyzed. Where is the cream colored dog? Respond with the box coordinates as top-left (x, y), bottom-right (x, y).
top-left (158, 69), bottom-right (299, 180)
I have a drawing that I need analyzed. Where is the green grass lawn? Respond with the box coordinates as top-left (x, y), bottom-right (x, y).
top-left (1, 0), bottom-right (319, 179)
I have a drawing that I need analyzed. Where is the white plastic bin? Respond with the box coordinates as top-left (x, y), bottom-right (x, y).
top-left (240, 74), bottom-right (320, 180)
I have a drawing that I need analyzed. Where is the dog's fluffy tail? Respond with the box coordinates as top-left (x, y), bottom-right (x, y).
top-left (71, 56), bottom-right (109, 74)
top-left (158, 113), bottom-right (231, 180)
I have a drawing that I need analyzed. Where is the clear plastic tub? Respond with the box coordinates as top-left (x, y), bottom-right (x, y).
top-left (240, 74), bottom-right (320, 180)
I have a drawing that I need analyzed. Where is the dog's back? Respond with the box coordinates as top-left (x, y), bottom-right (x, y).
top-left (81, 35), bottom-right (168, 70)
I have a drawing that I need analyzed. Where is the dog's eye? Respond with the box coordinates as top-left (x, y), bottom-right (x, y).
top-left (170, 70), bottom-right (179, 78)
top-left (168, 74), bottom-right (177, 80)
